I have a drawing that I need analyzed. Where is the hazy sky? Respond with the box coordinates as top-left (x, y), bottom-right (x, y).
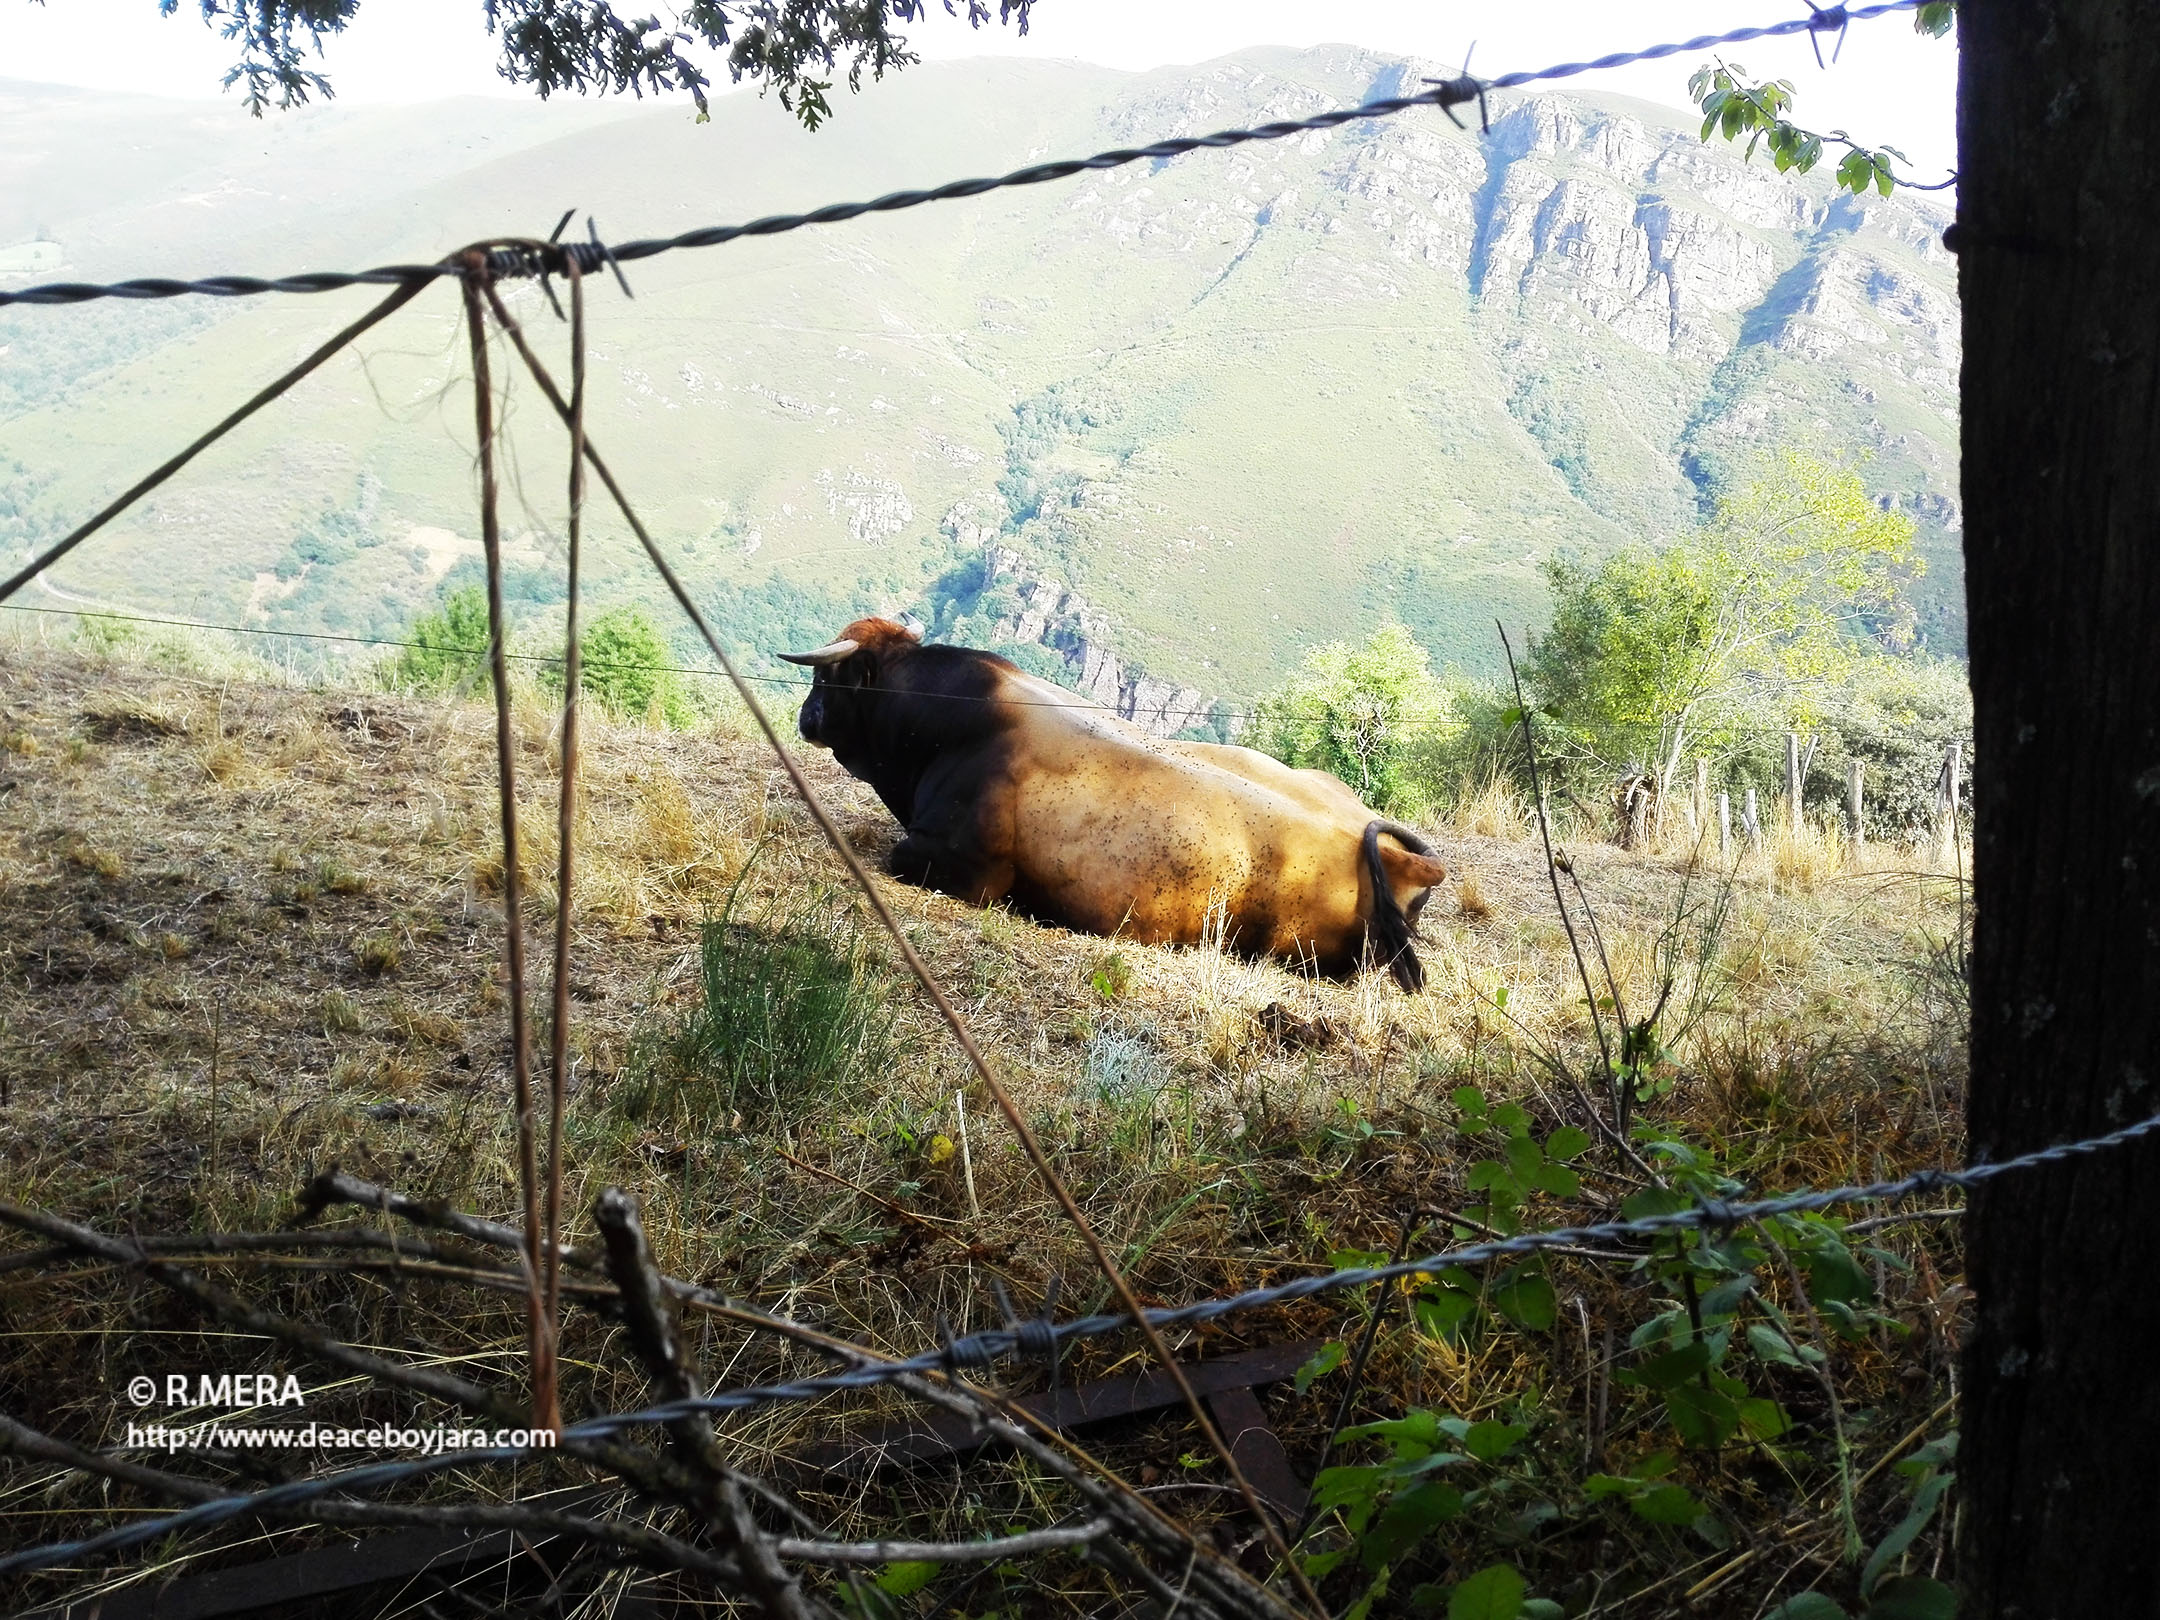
top-left (0, 0), bottom-right (1958, 178)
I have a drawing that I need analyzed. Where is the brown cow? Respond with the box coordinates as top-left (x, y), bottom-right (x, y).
top-left (781, 617), bottom-right (1449, 989)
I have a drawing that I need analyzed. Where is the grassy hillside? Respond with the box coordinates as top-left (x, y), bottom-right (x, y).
top-left (0, 50), bottom-right (1959, 706)
top-left (0, 635), bottom-right (1970, 1616)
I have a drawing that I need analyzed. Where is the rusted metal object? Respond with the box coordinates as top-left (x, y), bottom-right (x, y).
top-left (793, 1338), bottom-right (1319, 1518)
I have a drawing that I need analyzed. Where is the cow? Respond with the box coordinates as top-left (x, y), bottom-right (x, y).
top-left (780, 617), bottom-right (1449, 990)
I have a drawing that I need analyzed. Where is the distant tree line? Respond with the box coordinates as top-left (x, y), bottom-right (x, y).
top-left (1246, 453), bottom-right (1972, 839)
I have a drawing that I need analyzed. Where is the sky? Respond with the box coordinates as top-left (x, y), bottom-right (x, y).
top-left (0, 0), bottom-right (1958, 180)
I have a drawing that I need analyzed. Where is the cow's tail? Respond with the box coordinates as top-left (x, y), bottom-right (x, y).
top-left (1363, 819), bottom-right (1433, 993)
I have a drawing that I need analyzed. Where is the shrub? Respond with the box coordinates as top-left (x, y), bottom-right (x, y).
top-left (1244, 624), bottom-right (1455, 817)
top-left (618, 902), bottom-right (893, 1129)
top-left (548, 604), bottom-right (695, 726)
top-left (390, 585), bottom-right (490, 693)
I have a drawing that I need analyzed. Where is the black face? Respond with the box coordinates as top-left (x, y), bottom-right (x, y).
top-left (797, 677), bottom-right (831, 746)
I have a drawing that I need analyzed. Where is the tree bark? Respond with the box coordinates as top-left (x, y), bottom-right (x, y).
top-left (1960, 3), bottom-right (2160, 1614)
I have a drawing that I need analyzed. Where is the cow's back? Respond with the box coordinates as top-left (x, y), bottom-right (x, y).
top-left (989, 672), bottom-right (1376, 964)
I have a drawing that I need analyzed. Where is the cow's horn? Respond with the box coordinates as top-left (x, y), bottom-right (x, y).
top-left (777, 638), bottom-right (861, 666)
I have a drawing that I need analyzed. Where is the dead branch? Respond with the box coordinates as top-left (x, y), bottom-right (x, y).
top-left (775, 1519), bottom-right (1112, 1565)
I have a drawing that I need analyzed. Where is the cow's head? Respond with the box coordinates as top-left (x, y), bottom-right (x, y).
top-left (779, 616), bottom-right (923, 749)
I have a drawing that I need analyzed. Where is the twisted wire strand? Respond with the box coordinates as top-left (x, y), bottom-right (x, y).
top-left (6, 1101), bottom-right (2152, 1580)
top-left (0, 2), bottom-right (1922, 311)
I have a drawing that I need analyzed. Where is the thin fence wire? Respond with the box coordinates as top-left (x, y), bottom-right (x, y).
top-left (0, 1), bottom-right (1924, 311)
top-left (6, 1106), bottom-right (2157, 1580)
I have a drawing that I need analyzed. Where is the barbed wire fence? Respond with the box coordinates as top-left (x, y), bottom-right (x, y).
top-left (0, 3), bottom-right (2109, 1614)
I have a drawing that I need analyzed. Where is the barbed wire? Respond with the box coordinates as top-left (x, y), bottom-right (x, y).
top-left (6, 1103), bottom-right (2155, 1580)
top-left (0, 1), bottom-right (1924, 311)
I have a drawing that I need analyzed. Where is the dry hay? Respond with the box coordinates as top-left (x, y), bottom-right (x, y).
top-left (0, 643), bottom-right (1971, 1616)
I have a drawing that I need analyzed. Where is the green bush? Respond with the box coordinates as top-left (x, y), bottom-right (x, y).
top-left (390, 584), bottom-right (491, 693)
top-left (1243, 624), bottom-right (1456, 817)
top-left (1521, 453), bottom-right (1922, 805)
top-left (617, 903), bottom-right (894, 1129)
top-left (548, 603), bottom-right (695, 726)
top-left (1807, 654), bottom-right (1972, 839)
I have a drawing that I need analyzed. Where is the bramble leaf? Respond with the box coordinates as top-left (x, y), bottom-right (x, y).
top-left (1448, 1563), bottom-right (1527, 1620)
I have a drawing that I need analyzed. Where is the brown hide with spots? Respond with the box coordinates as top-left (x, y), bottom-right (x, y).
top-left (782, 618), bottom-right (1449, 989)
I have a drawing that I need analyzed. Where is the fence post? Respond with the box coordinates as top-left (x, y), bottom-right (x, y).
top-left (1846, 757), bottom-right (1865, 850)
top-left (1743, 787), bottom-right (1761, 850)
top-left (1938, 739), bottom-right (1964, 857)
top-left (1693, 756), bottom-right (1709, 836)
top-left (1785, 732), bottom-right (1803, 835)
top-left (1718, 790), bottom-right (1731, 860)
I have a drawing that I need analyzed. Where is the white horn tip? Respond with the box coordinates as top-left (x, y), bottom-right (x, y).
top-left (777, 638), bottom-right (861, 667)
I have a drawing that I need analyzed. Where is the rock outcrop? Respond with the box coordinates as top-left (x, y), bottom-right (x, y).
top-left (980, 547), bottom-right (1216, 738)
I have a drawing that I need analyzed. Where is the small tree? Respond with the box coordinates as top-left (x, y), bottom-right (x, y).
top-left (549, 603), bottom-right (695, 726)
top-left (390, 585), bottom-right (490, 693)
top-left (1245, 624), bottom-right (1453, 816)
top-left (1525, 452), bottom-right (1921, 804)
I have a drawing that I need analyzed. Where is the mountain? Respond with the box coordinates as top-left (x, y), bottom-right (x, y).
top-left (0, 51), bottom-right (1959, 720)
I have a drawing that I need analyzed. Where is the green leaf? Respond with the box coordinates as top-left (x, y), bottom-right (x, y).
top-left (1544, 1126), bottom-right (1592, 1161)
top-left (1491, 1273), bottom-right (1558, 1331)
top-left (1414, 1287), bottom-right (1481, 1344)
top-left (875, 1560), bottom-right (940, 1597)
top-left (1452, 1085), bottom-right (1489, 1123)
top-left (1531, 1161), bottom-right (1581, 1198)
top-left (1737, 1396), bottom-right (1792, 1440)
top-left (1468, 1161), bottom-right (1516, 1195)
top-left (1344, 1566), bottom-right (1394, 1620)
top-left (1764, 1594), bottom-right (1850, 1620)
top-left (1491, 1102), bottom-right (1531, 1135)
top-left (1622, 1186), bottom-right (1692, 1221)
top-left (1364, 1481), bottom-right (1464, 1570)
top-left (1464, 1420), bottom-right (1529, 1462)
top-left (1448, 1563), bottom-right (1527, 1620)
top-left (1303, 1548), bottom-right (1351, 1580)
top-left (1521, 1603), bottom-right (1565, 1620)
top-left (1629, 1339), bottom-right (1713, 1390)
top-left (1295, 1340), bottom-right (1348, 1396)
top-left (1862, 1472), bottom-right (1955, 1595)
top-left (1663, 1379), bottom-right (1742, 1449)
top-left (1866, 1576), bottom-right (1957, 1620)
top-left (1747, 1322), bottom-right (1822, 1368)
top-left (1800, 1239), bottom-right (1874, 1306)
top-left (1631, 1483), bottom-right (1705, 1525)
top-left (1700, 1275), bottom-right (1755, 1317)
top-left (1340, 1410), bottom-right (1447, 1457)
top-left (1503, 1134), bottom-right (1545, 1182)
top-left (1312, 1463), bottom-right (1391, 1514)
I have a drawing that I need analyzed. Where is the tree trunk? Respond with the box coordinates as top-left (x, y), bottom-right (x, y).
top-left (1960, 3), bottom-right (2160, 1614)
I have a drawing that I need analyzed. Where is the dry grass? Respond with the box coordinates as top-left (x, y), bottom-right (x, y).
top-left (0, 641), bottom-right (1973, 1617)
